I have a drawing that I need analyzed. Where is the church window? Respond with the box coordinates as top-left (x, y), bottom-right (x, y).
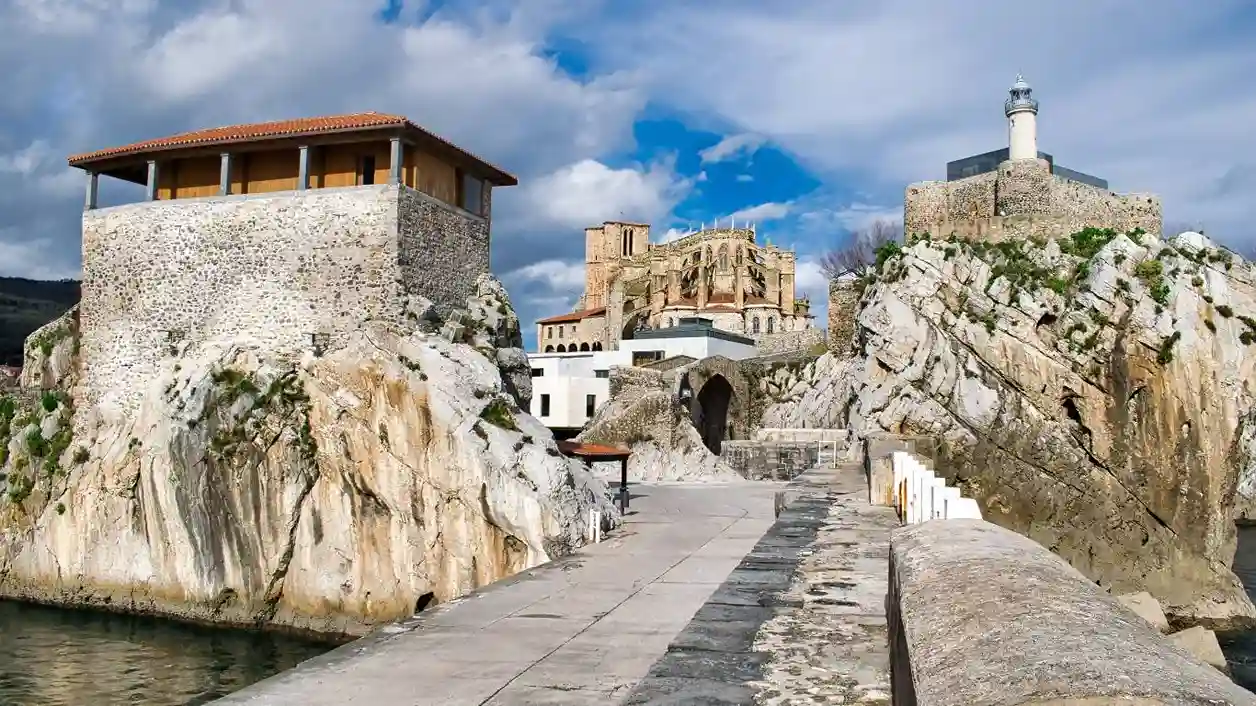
top-left (767, 317), bottom-right (775, 333)
top-left (718, 245), bottom-right (729, 271)
top-left (752, 317), bottom-right (760, 334)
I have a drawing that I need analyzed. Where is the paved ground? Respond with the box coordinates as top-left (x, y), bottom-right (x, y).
top-left (623, 465), bottom-right (898, 705)
top-left (213, 480), bottom-right (785, 705)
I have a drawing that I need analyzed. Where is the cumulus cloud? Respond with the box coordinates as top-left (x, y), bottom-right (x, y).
top-left (516, 158), bottom-right (690, 232)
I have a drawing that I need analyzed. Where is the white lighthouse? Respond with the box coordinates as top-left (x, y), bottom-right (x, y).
top-left (1005, 74), bottom-right (1039, 161)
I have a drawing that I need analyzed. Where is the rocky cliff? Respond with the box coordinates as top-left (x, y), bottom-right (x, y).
top-left (0, 276), bottom-right (616, 636)
top-left (765, 229), bottom-right (1256, 627)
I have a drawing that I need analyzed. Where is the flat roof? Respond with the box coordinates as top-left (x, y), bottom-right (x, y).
top-left (632, 317), bottom-right (756, 346)
top-left (66, 111), bottom-right (518, 186)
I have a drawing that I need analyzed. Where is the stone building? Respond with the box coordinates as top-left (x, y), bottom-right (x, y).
top-left (535, 222), bottom-right (814, 353)
top-left (67, 112), bottom-right (516, 421)
top-left (904, 75), bottom-right (1162, 242)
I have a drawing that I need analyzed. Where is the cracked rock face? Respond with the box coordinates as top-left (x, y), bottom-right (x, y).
top-left (0, 276), bottom-right (616, 636)
top-left (766, 230), bottom-right (1256, 627)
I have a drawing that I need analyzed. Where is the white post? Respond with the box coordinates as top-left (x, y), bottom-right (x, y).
top-left (84, 171), bottom-right (98, 210)
top-left (145, 160), bottom-right (158, 201)
top-left (219, 152), bottom-right (232, 196)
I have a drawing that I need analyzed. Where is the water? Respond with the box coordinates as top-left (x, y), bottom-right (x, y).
top-left (0, 600), bottom-right (335, 706)
top-left (1220, 525), bottom-right (1256, 691)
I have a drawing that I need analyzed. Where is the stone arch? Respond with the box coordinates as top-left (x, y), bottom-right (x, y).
top-left (767, 316), bottom-right (775, 334)
top-left (751, 316), bottom-right (761, 334)
top-left (544, 345), bottom-right (554, 352)
top-left (592, 342), bottom-right (603, 351)
top-left (579, 342), bottom-right (590, 351)
top-left (556, 344), bottom-right (567, 353)
top-left (676, 356), bottom-right (752, 455)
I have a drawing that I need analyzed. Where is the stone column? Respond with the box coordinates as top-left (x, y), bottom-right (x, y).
top-left (84, 171), bottom-right (98, 211)
top-left (389, 137), bottom-right (403, 186)
top-left (145, 160), bottom-right (158, 201)
top-left (297, 145), bottom-right (310, 190)
top-left (219, 153), bottom-right (232, 196)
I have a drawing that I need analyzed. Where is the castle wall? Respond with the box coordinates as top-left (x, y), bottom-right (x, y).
top-left (79, 184), bottom-right (487, 422)
top-left (905, 159), bottom-right (1163, 240)
top-left (827, 279), bottom-right (861, 356)
top-left (397, 185), bottom-right (489, 314)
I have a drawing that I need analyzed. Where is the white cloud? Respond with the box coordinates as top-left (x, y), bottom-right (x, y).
top-left (517, 158), bottom-right (690, 231)
top-left (504, 259), bottom-right (587, 293)
top-left (735, 174), bottom-right (753, 182)
top-left (793, 258), bottom-right (830, 327)
top-left (730, 201), bottom-right (791, 223)
top-left (699, 133), bottom-right (764, 164)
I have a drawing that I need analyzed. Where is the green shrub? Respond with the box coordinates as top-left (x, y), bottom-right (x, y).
top-left (479, 399), bottom-right (518, 431)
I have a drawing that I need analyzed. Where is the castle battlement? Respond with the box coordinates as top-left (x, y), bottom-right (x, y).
top-left (905, 78), bottom-right (1162, 242)
top-left (68, 112), bottom-right (515, 422)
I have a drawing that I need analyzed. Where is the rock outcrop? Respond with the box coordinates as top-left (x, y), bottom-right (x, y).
top-left (766, 229), bottom-right (1256, 627)
top-left (577, 367), bottom-right (740, 482)
top-left (0, 275), bottom-right (616, 636)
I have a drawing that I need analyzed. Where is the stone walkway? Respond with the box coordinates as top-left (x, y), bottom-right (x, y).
top-left (623, 464), bottom-right (898, 704)
top-left (215, 465), bottom-right (898, 705)
top-left (213, 481), bottom-right (784, 705)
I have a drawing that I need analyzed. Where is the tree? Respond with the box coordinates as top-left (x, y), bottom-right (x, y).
top-left (820, 218), bottom-right (903, 279)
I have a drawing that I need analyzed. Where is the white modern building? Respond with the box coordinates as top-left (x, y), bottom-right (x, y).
top-left (527, 317), bottom-right (758, 436)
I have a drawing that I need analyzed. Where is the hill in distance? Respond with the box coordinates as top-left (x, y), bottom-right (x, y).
top-left (0, 277), bottom-right (80, 367)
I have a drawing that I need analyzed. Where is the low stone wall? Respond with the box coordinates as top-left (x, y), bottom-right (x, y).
top-left (722, 441), bottom-right (819, 481)
top-left (754, 328), bottom-right (825, 356)
top-left (754, 428), bottom-right (849, 444)
top-left (888, 520), bottom-right (1255, 705)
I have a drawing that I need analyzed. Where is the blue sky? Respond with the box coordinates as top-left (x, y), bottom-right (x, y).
top-left (2, 0), bottom-right (1254, 352)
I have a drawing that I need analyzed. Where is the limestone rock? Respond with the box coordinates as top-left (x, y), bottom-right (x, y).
top-left (20, 305), bottom-right (78, 390)
top-left (1167, 625), bottom-right (1229, 672)
top-left (577, 369), bottom-right (740, 483)
top-left (766, 229), bottom-right (1256, 627)
top-left (1116, 591), bottom-right (1170, 633)
top-left (0, 277), bottom-right (615, 636)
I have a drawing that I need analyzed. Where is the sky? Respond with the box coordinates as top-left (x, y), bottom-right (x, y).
top-left (2, 1), bottom-right (1255, 351)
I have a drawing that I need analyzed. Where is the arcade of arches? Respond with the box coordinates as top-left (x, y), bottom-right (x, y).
top-left (543, 342), bottom-right (603, 353)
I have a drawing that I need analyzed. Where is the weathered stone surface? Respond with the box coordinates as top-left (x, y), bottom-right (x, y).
top-left (78, 184), bottom-right (487, 423)
top-left (767, 230), bottom-right (1256, 626)
top-left (20, 305), bottom-right (77, 390)
top-left (1168, 626), bottom-right (1229, 672)
top-left (0, 276), bottom-right (616, 636)
top-left (1118, 591), bottom-right (1171, 633)
top-left (890, 520), bottom-right (1256, 705)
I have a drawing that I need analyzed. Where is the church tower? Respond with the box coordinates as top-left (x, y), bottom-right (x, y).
top-left (1005, 74), bottom-right (1039, 160)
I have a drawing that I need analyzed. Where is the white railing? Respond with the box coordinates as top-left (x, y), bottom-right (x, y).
top-left (890, 451), bottom-right (983, 523)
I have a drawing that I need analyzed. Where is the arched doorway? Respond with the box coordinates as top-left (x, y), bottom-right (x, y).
top-left (579, 342), bottom-right (590, 351)
top-left (691, 374), bottom-right (734, 454)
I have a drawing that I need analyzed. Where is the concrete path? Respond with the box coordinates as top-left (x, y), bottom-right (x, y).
top-left (213, 481), bottom-right (785, 705)
top-left (623, 464), bottom-right (898, 704)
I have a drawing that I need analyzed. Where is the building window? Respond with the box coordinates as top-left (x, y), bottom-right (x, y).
top-left (558, 328), bottom-right (564, 339)
top-left (556, 344), bottom-right (566, 352)
top-left (594, 369), bottom-right (609, 379)
top-left (540, 394), bottom-right (551, 417)
top-left (530, 368), bottom-right (543, 377)
top-left (459, 171), bottom-right (484, 215)
top-left (547, 327), bottom-right (553, 339)
top-left (592, 342), bottom-right (603, 351)
top-left (586, 394), bottom-right (597, 418)
top-left (359, 155), bottom-right (376, 185)
top-left (767, 317), bottom-right (775, 334)
top-left (752, 316), bottom-right (760, 334)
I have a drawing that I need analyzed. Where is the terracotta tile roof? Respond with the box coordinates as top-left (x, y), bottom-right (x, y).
top-left (66, 111), bottom-right (517, 185)
top-left (537, 307), bottom-right (606, 325)
top-left (707, 292), bottom-right (736, 304)
top-left (557, 440), bottom-right (631, 459)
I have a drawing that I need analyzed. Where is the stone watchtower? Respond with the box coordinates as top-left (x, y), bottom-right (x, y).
top-left (903, 75), bottom-right (1162, 242)
top-left (67, 113), bottom-right (517, 423)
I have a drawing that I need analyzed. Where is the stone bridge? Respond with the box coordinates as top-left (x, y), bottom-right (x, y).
top-left (675, 356), bottom-right (752, 455)
top-left (215, 435), bottom-right (1256, 705)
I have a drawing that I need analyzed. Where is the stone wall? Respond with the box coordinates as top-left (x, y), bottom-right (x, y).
top-left (889, 520), bottom-right (1253, 705)
top-left (754, 327), bottom-right (824, 356)
top-left (826, 279), bottom-right (861, 355)
top-left (397, 186), bottom-right (490, 316)
top-left (79, 184), bottom-right (488, 421)
top-left (904, 158), bottom-right (1163, 242)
